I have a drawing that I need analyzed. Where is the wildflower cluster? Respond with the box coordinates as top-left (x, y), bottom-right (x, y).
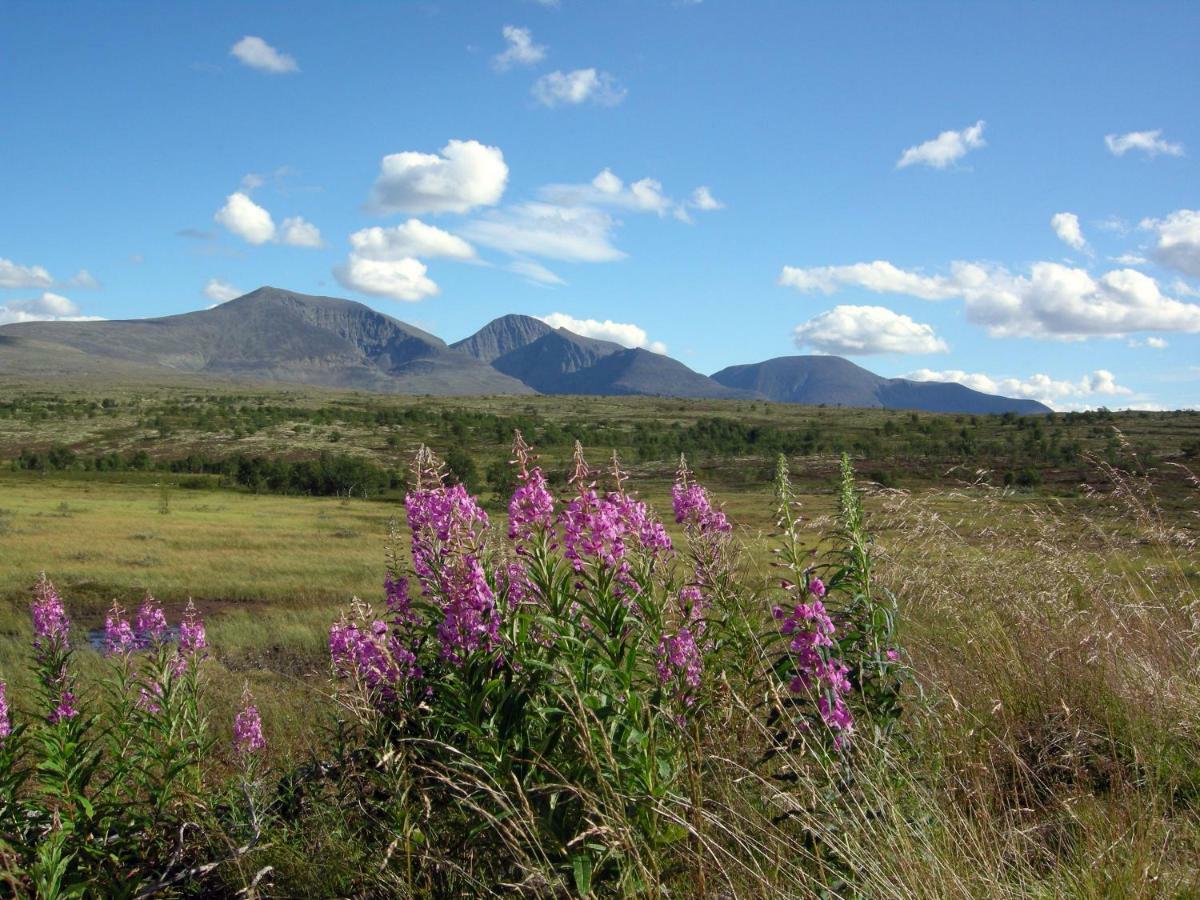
top-left (406, 446), bottom-right (500, 665)
top-left (233, 688), bottom-right (267, 756)
top-left (774, 578), bottom-right (853, 737)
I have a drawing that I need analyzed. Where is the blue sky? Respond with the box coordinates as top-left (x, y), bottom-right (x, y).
top-left (2, 0), bottom-right (1198, 410)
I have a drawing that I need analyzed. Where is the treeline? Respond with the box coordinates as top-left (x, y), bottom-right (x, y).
top-left (10, 447), bottom-right (404, 499)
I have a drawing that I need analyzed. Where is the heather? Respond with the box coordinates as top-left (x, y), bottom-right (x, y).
top-left (0, 431), bottom-right (1196, 896)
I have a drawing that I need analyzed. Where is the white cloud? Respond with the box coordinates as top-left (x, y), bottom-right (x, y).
top-left (779, 259), bottom-right (1200, 338)
top-left (0, 258), bottom-right (54, 289)
top-left (334, 256), bottom-right (438, 302)
top-left (349, 221), bottom-right (475, 261)
top-left (1051, 212), bottom-right (1087, 251)
top-left (510, 260), bottom-right (565, 286)
top-left (494, 25), bottom-right (545, 70)
top-left (279, 216), bottom-right (323, 247)
top-left (214, 192), bottom-right (276, 244)
top-left (462, 202), bottom-right (623, 262)
top-left (1171, 279), bottom-right (1200, 298)
top-left (1110, 253), bottom-right (1148, 266)
top-left (213, 192), bottom-right (322, 248)
top-left (793, 305), bottom-right (948, 355)
top-left (538, 312), bottom-right (666, 353)
top-left (528, 0), bottom-right (559, 6)
top-left (1127, 336), bottom-right (1168, 349)
top-left (897, 120), bottom-right (985, 169)
top-left (0, 292), bottom-right (102, 326)
top-left (64, 269), bottom-right (100, 289)
top-left (906, 367), bottom-right (1133, 410)
top-left (1104, 129), bottom-right (1183, 158)
top-left (203, 278), bottom-right (243, 304)
top-left (541, 169), bottom-right (672, 215)
top-left (369, 140), bottom-right (508, 215)
top-left (230, 36), bottom-right (298, 74)
top-left (780, 260), bottom-right (957, 299)
top-left (532, 68), bottom-right (625, 107)
top-left (690, 186), bottom-right (724, 211)
top-left (1140, 209), bottom-right (1200, 277)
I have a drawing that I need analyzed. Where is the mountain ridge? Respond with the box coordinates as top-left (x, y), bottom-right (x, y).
top-left (0, 287), bottom-right (1051, 413)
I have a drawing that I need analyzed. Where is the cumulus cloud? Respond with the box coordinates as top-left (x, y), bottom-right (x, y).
top-left (897, 120), bottom-right (985, 169)
top-left (0, 292), bottom-right (101, 326)
top-left (279, 216), bottom-right (323, 247)
top-left (0, 258), bottom-right (54, 290)
top-left (203, 278), bottom-right (243, 304)
top-left (541, 169), bottom-right (672, 215)
top-left (906, 367), bottom-right (1133, 410)
top-left (1127, 336), bottom-right (1168, 349)
top-left (230, 36), bottom-right (299, 74)
top-left (462, 202), bottom-right (623, 262)
top-left (1051, 212), bottom-right (1087, 251)
top-left (793, 305), bottom-right (948, 355)
top-left (214, 192), bottom-right (276, 244)
top-left (689, 186), bottom-right (724, 211)
top-left (779, 259), bottom-right (1200, 338)
top-left (494, 25), bottom-right (545, 70)
top-left (1105, 129), bottom-right (1183, 158)
top-left (213, 192), bottom-right (322, 247)
top-left (369, 140), bottom-right (508, 215)
top-left (538, 312), bottom-right (667, 354)
top-left (334, 256), bottom-right (438, 302)
top-left (532, 68), bottom-right (625, 107)
top-left (349, 221), bottom-right (475, 261)
top-left (510, 260), bottom-right (565, 286)
top-left (1140, 209), bottom-right (1200, 277)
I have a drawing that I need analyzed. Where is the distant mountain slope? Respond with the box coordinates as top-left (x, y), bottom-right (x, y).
top-left (711, 356), bottom-right (1051, 414)
top-left (450, 314), bottom-right (557, 363)
top-left (452, 314), bottom-right (751, 398)
top-left (0, 287), bottom-right (533, 395)
top-left (0, 288), bottom-right (1053, 411)
top-left (556, 348), bottom-right (755, 399)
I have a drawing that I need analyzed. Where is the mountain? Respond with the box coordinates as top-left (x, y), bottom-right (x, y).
top-left (451, 315), bottom-right (748, 398)
top-left (711, 356), bottom-right (1052, 414)
top-left (0, 288), bottom-right (1050, 412)
top-left (454, 315), bottom-right (627, 393)
top-left (0, 287), bottom-right (532, 395)
top-left (556, 348), bottom-right (752, 399)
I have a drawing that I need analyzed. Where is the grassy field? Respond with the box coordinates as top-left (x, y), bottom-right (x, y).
top-left (1, 380), bottom-right (1198, 895)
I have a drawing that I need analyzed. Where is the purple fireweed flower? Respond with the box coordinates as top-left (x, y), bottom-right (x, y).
top-left (329, 605), bottom-right (421, 707)
top-left (178, 600), bottom-right (207, 656)
top-left (171, 601), bottom-right (208, 676)
top-left (435, 555), bottom-right (500, 665)
top-left (233, 690), bottom-right (266, 755)
top-left (384, 574), bottom-right (420, 629)
top-left (0, 681), bottom-right (10, 744)
top-left (137, 683), bottom-right (164, 715)
top-left (48, 690), bottom-right (78, 725)
top-left (406, 482), bottom-right (490, 586)
top-left (31, 573), bottom-right (70, 654)
top-left (672, 481), bottom-right (732, 536)
top-left (104, 602), bottom-right (137, 656)
top-left (775, 598), bottom-right (853, 740)
top-left (616, 494), bottom-right (673, 560)
top-left (656, 625), bottom-right (703, 707)
top-left (134, 594), bottom-right (168, 648)
top-left (561, 489), bottom-right (628, 575)
top-left (508, 466), bottom-right (556, 547)
top-left (807, 578), bottom-right (826, 598)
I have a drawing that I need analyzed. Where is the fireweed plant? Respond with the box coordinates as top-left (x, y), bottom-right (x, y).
top-left (0, 440), bottom-right (903, 895)
top-left (0, 579), bottom-right (262, 897)
top-left (315, 437), bottom-right (905, 894)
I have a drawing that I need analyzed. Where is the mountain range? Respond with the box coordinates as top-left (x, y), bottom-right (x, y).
top-left (0, 286), bottom-right (1051, 414)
